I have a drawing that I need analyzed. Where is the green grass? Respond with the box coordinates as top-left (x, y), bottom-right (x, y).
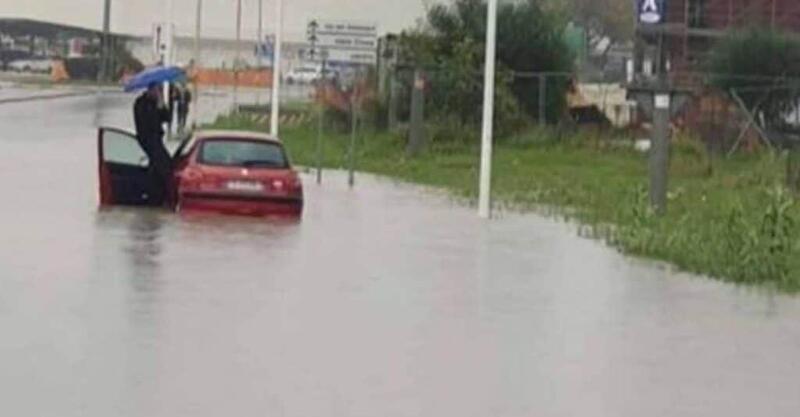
top-left (209, 113), bottom-right (800, 292)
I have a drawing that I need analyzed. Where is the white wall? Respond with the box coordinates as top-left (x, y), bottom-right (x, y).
top-left (127, 36), bottom-right (301, 71)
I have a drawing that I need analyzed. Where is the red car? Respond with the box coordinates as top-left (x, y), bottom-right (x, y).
top-left (98, 128), bottom-right (304, 217)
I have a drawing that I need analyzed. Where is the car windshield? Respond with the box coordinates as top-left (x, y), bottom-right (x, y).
top-left (198, 139), bottom-right (288, 168)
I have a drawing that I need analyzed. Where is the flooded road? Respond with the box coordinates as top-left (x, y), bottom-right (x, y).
top-left (2, 93), bottom-right (800, 416)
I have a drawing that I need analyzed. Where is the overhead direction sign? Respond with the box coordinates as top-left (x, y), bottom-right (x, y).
top-left (306, 19), bottom-right (378, 65)
top-left (306, 48), bottom-right (376, 65)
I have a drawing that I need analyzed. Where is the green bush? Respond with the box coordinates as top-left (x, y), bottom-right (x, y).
top-left (709, 27), bottom-right (800, 129)
top-left (400, 0), bottom-right (574, 126)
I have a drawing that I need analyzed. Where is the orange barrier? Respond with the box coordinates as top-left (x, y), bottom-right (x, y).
top-left (50, 60), bottom-right (70, 82)
top-left (316, 79), bottom-right (376, 112)
top-left (192, 68), bottom-right (273, 87)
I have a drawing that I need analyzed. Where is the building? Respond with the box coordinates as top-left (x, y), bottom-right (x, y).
top-left (0, 18), bottom-right (131, 77)
top-left (126, 35), bottom-right (309, 73)
top-left (0, 18), bottom-right (128, 59)
top-left (633, 0), bottom-right (800, 150)
top-left (636, 0), bottom-right (800, 84)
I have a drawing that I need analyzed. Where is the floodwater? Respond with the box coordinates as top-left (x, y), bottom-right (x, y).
top-left (2, 93), bottom-right (800, 417)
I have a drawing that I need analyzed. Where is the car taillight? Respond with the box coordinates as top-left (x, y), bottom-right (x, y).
top-left (271, 179), bottom-right (286, 192)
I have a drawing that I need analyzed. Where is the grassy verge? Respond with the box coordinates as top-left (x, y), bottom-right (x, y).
top-left (210, 113), bottom-right (800, 292)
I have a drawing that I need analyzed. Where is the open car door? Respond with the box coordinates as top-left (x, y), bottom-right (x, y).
top-left (98, 127), bottom-right (154, 206)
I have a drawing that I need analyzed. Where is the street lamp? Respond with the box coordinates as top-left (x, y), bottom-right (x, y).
top-left (100, 0), bottom-right (111, 82)
top-left (478, 0), bottom-right (498, 219)
top-left (270, 0), bottom-right (283, 136)
top-left (193, 0), bottom-right (202, 127)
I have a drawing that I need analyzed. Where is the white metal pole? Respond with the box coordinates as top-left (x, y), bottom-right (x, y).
top-left (256, 0), bottom-right (263, 104)
top-left (478, 0), bottom-right (498, 219)
top-left (101, 0), bottom-right (111, 82)
top-left (234, 0), bottom-right (242, 108)
top-left (257, 0), bottom-right (263, 68)
top-left (270, 0), bottom-right (284, 136)
top-left (164, 0), bottom-right (175, 138)
top-left (193, 0), bottom-right (202, 127)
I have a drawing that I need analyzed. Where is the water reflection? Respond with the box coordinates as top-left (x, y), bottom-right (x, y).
top-left (124, 210), bottom-right (164, 275)
top-left (5, 93), bottom-right (800, 416)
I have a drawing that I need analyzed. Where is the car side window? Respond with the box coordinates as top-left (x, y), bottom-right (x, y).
top-left (103, 130), bottom-right (148, 167)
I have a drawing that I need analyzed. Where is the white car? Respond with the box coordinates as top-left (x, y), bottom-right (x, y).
top-left (284, 67), bottom-right (320, 85)
top-left (9, 58), bottom-right (52, 74)
top-left (284, 67), bottom-right (339, 85)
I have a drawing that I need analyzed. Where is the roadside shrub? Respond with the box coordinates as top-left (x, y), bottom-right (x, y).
top-left (400, 0), bottom-right (574, 125)
top-left (612, 185), bottom-right (657, 253)
top-left (709, 27), bottom-right (800, 129)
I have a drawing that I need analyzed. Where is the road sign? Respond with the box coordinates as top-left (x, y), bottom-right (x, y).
top-left (638, 0), bottom-right (666, 24)
top-left (306, 19), bottom-right (378, 65)
top-left (305, 48), bottom-right (375, 65)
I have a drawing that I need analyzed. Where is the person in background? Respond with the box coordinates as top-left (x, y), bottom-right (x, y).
top-left (133, 82), bottom-right (173, 206)
top-left (177, 83), bottom-right (192, 132)
top-left (169, 83), bottom-right (180, 134)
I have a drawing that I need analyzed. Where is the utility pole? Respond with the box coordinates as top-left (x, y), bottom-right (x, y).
top-left (257, 0), bottom-right (263, 69)
top-left (478, 0), bottom-right (498, 219)
top-left (348, 94), bottom-right (358, 187)
top-left (270, 0), bottom-right (284, 136)
top-left (165, 0), bottom-right (174, 67)
top-left (650, 92), bottom-right (670, 214)
top-left (308, 19), bottom-right (324, 184)
top-left (164, 0), bottom-right (175, 138)
top-left (234, 0), bottom-right (242, 108)
top-left (193, 0), bottom-right (202, 127)
top-left (100, 0), bottom-right (111, 82)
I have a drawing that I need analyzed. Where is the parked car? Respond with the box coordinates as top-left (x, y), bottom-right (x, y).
top-left (8, 58), bottom-right (52, 74)
top-left (0, 50), bottom-right (30, 71)
top-left (98, 128), bottom-right (304, 217)
top-left (284, 66), bottom-right (319, 85)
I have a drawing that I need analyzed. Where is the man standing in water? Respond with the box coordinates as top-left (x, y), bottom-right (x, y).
top-left (134, 82), bottom-right (173, 206)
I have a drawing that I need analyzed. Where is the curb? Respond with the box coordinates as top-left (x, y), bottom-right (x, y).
top-left (0, 91), bottom-right (93, 105)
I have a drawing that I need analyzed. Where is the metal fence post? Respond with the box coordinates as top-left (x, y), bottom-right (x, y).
top-left (388, 70), bottom-right (399, 131)
top-left (348, 96), bottom-right (358, 187)
top-left (407, 69), bottom-right (425, 156)
top-left (315, 99), bottom-right (324, 184)
top-left (538, 74), bottom-right (546, 125)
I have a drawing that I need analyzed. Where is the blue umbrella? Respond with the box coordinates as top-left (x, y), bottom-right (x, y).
top-left (124, 66), bottom-right (186, 92)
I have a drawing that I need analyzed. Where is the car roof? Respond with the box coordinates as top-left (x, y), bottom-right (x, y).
top-left (194, 130), bottom-right (282, 144)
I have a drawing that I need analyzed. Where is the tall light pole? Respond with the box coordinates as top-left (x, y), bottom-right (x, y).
top-left (478, 0), bottom-right (498, 219)
top-left (164, 0), bottom-right (175, 137)
top-left (165, 0), bottom-right (174, 67)
top-left (234, 0), bottom-right (242, 107)
top-left (193, 0), bottom-right (202, 127)
top-left (100, 0), bottom-right (111, 82)
top-left (270, 0), bottom-right (284, 136)
top-left (257, 0), bottom-right (263, 69)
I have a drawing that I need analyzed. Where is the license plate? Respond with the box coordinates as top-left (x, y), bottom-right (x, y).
top-left (225, 180), bottom-right (264, 193)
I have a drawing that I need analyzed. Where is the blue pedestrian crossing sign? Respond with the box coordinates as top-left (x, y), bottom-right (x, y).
top-left (639, 0), bottom-right (666, 24)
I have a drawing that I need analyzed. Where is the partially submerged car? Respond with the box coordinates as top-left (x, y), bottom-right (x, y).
top-left (98, 128), bottom-right (304, 217)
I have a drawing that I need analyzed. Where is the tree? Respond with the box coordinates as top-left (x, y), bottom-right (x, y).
top-left (709, 28), bottom-right (800, 130)
top-left (400, 0), bottom-right (574, 126)
top-left (709, 28), bottom-right (800, 191)
top-left (559, 0), bottom-right (634, 56)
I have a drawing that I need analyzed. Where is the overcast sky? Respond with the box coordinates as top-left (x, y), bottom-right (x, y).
top-left (0, 0), bottom-right (428, 40)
